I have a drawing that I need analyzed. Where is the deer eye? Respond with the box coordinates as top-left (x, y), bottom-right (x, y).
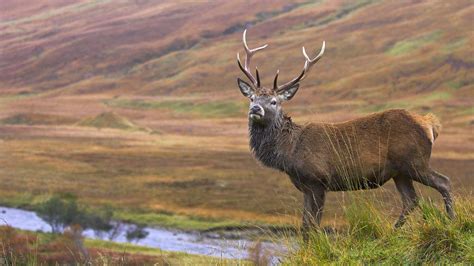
top-left (271, 99), bottom-right (277, 105)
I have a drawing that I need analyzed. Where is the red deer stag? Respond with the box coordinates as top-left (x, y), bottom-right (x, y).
top-left (236, 29), bottom-right (454, 238)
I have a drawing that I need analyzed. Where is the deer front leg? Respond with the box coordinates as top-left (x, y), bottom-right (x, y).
top-left (302, 184), bottom-right (326, 243)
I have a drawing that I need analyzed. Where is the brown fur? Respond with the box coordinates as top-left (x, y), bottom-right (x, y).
top-left (246, 107), bottom-right (454, 239)
top-left (251, 109), bottom-right (436, 191)
top-left (408, 112), bottom-right (441, 143)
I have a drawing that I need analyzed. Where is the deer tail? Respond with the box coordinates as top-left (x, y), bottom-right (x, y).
top-left (424, 113), bottom-right (441, 142)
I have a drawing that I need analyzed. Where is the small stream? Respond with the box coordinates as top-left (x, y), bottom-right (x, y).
top-left (0, 206), bottom-right (287, 262)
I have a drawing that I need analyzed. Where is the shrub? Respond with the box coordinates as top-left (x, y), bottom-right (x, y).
top-left (36, 194), bottom-right (84, 233)
top-left (36, 195), bottom-right (116, 235)
top-left (125, 224), bottom-right (149, 243)
top-left (0, 226), bottom-right (38, 265)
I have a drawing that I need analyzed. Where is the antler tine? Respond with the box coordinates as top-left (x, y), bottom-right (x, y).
top-left (237, 53), bottom-right (256, 85)
top-left (302, 41), bottom-right (325, 71)
top-left (255, 67), bottom-right (261, 88)
top-left (243, 29), bottom-right (268, 70)
top-left (273, 69), bottom-right (279, 90)
top-left (237, 29), bottom-right (268, 88)
top-left (275, 41), bottom-right (325, 93)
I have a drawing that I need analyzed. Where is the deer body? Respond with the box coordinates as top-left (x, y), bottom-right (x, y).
top-left (236, 30), bottom-right (454, 238)
top-left (250, 109), bottom-right (437, 192)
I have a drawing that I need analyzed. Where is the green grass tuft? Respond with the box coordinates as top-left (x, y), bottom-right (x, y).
top-left (283, 197), bottom-right (474, 264)
top-left (444, 37), bottom-right (467, 52)
top-left (388, 31), bottom-right (442, 56)
top-left (114, 210), bottom-right (244, 231)
top-left (345, 200), bottom-right (387, 240)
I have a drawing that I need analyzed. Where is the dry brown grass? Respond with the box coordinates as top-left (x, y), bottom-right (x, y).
top-left (0, 122), bottom-right (472, 229)
top-left (0, 226), bottom-right (235, 265)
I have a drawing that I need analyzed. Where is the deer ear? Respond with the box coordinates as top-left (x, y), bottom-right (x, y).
top-left (237, 78), bottom-right (254, 98)
top-left (278, 84), bottom-right (299, 101)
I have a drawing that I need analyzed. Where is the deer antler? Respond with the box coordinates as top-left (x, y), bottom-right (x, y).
top-left (274, 41), bottom-right (325, 93)
top-left (237, 29), bottom-right (268, 88)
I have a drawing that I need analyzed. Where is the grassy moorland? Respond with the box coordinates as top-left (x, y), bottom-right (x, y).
top-left (0, 0), bottom-right (472, 243)
top-left (283, 196), bottom-right (474, 264)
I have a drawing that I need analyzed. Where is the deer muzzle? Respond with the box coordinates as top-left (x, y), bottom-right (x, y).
top-left (249, 104), bottom-right (264, 121)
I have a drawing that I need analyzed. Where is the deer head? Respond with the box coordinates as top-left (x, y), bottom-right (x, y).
top-left (237, 29), bottom-right (325, 125)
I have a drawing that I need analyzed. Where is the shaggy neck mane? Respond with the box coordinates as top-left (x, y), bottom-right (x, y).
top-left (249, 113), bottom-right (302, 171)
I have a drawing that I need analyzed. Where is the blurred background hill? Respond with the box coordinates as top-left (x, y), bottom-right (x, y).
top-left (0, 0), bottom-right (472, 228)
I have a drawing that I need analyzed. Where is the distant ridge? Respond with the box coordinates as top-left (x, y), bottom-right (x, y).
top-left (77, 112), bottom-right (150, 132)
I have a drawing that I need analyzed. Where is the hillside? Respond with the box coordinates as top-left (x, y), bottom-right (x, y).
top-left (0, 0), bottom-right (472, 229)
top-left (1, 0), bottom-right (472, 140)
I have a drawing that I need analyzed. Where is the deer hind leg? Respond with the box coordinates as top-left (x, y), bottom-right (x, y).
top-left (393, 175), bottom-right (419, 228)
top-left (302, 184), bottom-right (326, 243)
top-left (414, 169), bottom-right (455, 219)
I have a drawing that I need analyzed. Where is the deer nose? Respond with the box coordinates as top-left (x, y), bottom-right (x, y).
top-left (250, 105), bottom-right (262, 114)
